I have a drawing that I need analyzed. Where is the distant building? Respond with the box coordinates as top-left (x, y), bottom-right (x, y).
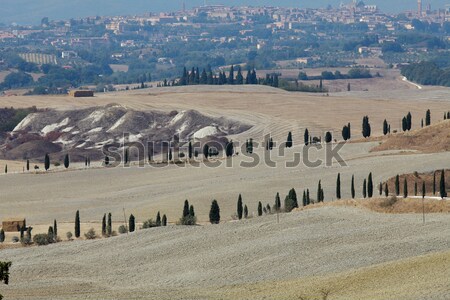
top-left (61, 51), bottom-right (77, 59)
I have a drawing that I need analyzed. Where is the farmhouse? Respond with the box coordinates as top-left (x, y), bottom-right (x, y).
top-left (2, 218), bottom-right (26, 232)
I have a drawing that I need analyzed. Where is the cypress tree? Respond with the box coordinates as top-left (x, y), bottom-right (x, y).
top-left (384, 182), bottom-right (389, 197)
top-left (209, 200), bottom-right (220, 224)
top-left (304, 128), bottom-right (309, 145)
top-left (203, 144), bottom-right (209, 158)
top-left (348, 122), bottom-right (351, 139)
top-left (188, 141), bottom-right (193, 159)
top-left (379, 182), bottom-right (383, 196)
top-left (433, 172), bottom-right (436, 195)
top-left (351, 175), bottom-right (355, 199)
top-left (363, 179), bottom-right (367, 198)
top-left (403, 178), bottom-right (408, 198)
top-left (244, 205), bottom-right (248, 218)
top-left (26, 159), bottom-right (29, 171)
top-left (64, 154), bottom-right (69, 169)
top-left (129, 214), bottom-right (135, 232)
top-left (105, 156), bottom-right (110, 166)
top-left (258, 201), bottom-right (263, 216)
top-left (414, 181), bottom-right (418, 196)
top-left (425, 109), bottom-right (431, 126)
top-left (236, 66), bottom-right (244, 84)
top-left (402, 116), bottom-right (407, 132)
top-left (395, 175), bottom-right (400, 196)
top-left (383, 119), bottom-right (388, 135)
top-left (102, 214), bottom-right (106, 236)
top-left (286, 131), bottom-right (293, 148)
top-left (336, 173), bottom-right (341, 199)
top-left (368, 173), bottom-right (373, 198)
top-left (44, 153), bottom-right (50, 171)
top-left (183, 200), bottom-right (190, 217)
top-left (440, 169), bottom-right (447, 199)
top-left (317, 180), bottom-right (322, 202)
top-left (237, 194), bottom-right (243, 220)
top-left (75, 210), bottom-right (80, 238)
top-left (169, 148), bottom-right (172, 161)
top-left (124, 149), bottom-right (129, 165)
top-left (302, 190), bottom-right (307, 207)
top-left (275, 192), bottom-right (281, 211)
top-left (325, 132), bottom-right (332, 143)
top-left (156, 211), bottom-right (161, 226)
top-left (162, 214), bottom-right (167, 226)
top-left (48, 226), bottom-right (54, 241)
top-left (0, 229), bottom-right (4, 243)
top-left (288, 188), bottom-right (298, 209)
top-left (107, 213), bottom-right (112, 236)
top-left (228, 65), bottom-right (235, 85)
top-left (189, 205), bottom-right (195, 217)
top-left (406, 112), bottom-right (412, 130)
top-left (4, 165), bottom-right (6, 174)
top-left (422, 181), bottom-right (426, 198)
top-left (306, 189), bottom-right (310, 205)
top-left (53, 219), bottom-right (57, 237)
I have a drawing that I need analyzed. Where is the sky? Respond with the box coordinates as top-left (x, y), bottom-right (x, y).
top-left (0, 0), bottom-right (449, 25)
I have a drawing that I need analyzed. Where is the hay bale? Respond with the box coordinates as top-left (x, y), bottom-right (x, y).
top-left (2, 218), bottom-right (26, 232)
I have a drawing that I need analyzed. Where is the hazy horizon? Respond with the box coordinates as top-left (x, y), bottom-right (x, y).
top-left (1, 0), bottom-right (449, 25)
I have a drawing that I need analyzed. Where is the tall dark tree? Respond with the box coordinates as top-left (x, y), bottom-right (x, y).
top-left (317, 181), bottom-right (324, 202)
top-left (44, 153), bottom-right (50, 171)
top-left (189, 205), bottom-right (195, 217)
top-left (258, 201), bottom-right (263, 216)
top-left (342, 125), bottom-right (350, 141)
top-left (395, 174), bottom-right (400, 196)
top-left (162, 214), bottom-right (167, 226)
top-left (306, 189), bottom-right (310, 205)
top-left (102, 213), bottom-right (106, 236)
top-left (107, 213), bottom-right (112, 236)
top-left (64, 154), bottom-right (69, 169)
top-left (244, 205), bottom-right (248, 218)
top-left (188, 141), bottom-right (193, 159)
top-left (237, 194), bottom-right (243, 220)
top-left (351, 175), bottom-right (355, 199)
top-left (403, 178), bottom-right (408, 198)
top-left (348, 123), bottom-right (351, 139)
top-left (286, 131), bottom-right (293, 148)
top-left (209, 200), bottom-right (220, 224)
top-left (129, 214), bottom-right (135, 232)
top-left (105, 156), bottom-right (110, 166)
top-left (75, 210), bottom-right (80, 238)
top-left (304, 128), bottom-right (309, 146)
top-left (155, 212), bottom-right (161, 226)
top-left (379, 182), bottom-right (383, 196)
top-left (0, 229), bottom-right (5, 243)
top-left (236, 66), bottom-right (244, 84)
top-left (425, 109), bottom-right (431, 126)
top-left (414, 181), bottom-right (418, 196)
top-left (422, 181), bottom-right (426, 198)
top-left (440, 169), bottom-right (447, 199)
top-left (402, 116), bottom-right (407, 132)
top-left (228, 65), bottom-right (234, 85)
top-left (336, 173), bottom-right (341, 200)
top-left (406, 112), bottom-right (412, 130)
top-left (384, 183), bottom-right (389, 197)
top-left (367, 172), bottom-right (373, 198)
top-left (124, 148), bottom-right (129, 165)
top-left (26, 159), bottom-right (30, 171)
top-left (363, 179), bottom-right (367, 198)
top-left (433, 172), bottom-right (436, 195)
top-left (226, 140), bottom-right (234, 157)
top-left (53, 219), bottom-right (57, 237)
top-left (302, 190), bottom-right (307, 207)
top-left (275, 192), bottom-right (281, 211)
top-left (203, 144), bottom-right (209, 159)
top-left (383, 119), bottom-right (389, 135)
top-left (183, 200), bottom-right (190, 217)
top-left (168, 148), bottom-right (172, 161)
top-left (362, 116), bottom-right (371, 138)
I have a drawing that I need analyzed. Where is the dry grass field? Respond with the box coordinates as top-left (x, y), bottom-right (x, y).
top-left (0, 84), bottom-right (450, 299)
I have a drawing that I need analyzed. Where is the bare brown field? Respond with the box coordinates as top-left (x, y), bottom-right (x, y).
top-left (373, 119), bottom-right (450, 153)
top-left (296, 197), bottom-right (450, 214)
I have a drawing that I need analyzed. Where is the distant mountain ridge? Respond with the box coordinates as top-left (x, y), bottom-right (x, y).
top-left (1, 0), bottom-right (448, 25)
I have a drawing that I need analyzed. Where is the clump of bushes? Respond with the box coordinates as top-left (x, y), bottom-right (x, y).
top-left (118, 225), bottom-right (128, 234)
top-left (33, 233), bottom-right (55, 246)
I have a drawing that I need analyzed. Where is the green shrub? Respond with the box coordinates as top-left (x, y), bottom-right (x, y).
top-left (11, 236), bottom-right (19, 243)
top-left (84, 228), bottom-right (97, 240)
top-left (118, 225), bottom-right (128, 234)
top-left (142, 219), bottom-right (157, 228)
top-left (33, 234), bottom-right (54, 246)
top-left (66, 232), bottom-right (73, 241)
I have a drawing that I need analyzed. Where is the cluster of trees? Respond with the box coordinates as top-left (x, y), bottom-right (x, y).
top-left (0, 260), bottom-right (12, 300)
top-left (402, 112), bottom-right (412, 132)
top-left (401, 62), bottom-right (450, 87)
top-left (177, 66), bottom-right (259, 86)
top-left (389, 170), bottom-right (447, 199)
top-left (298, 68), bottom-right (373, 81)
